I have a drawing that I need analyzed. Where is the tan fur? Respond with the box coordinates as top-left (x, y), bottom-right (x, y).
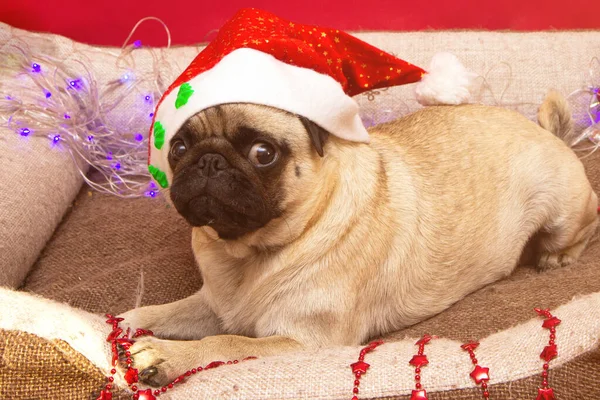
top-left (121, 95), bottom-right (598, 386)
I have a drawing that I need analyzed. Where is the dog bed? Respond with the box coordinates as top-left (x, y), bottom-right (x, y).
top-left (1, 21), bottom-right (599, 399)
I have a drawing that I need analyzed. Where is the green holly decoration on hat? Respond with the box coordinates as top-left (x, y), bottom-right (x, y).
top-left (153, 121), bottom-right (166, 150)
top-left (175, 83), bottom-right (194, 109)
top-left (148, 165), bottom-right (169, 188)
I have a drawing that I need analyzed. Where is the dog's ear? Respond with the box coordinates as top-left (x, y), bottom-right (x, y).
top-left (299, 116), bottom-right (329, 157)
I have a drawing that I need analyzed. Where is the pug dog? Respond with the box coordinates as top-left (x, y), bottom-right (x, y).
top-left (120, 91), bottom-right (598, 386)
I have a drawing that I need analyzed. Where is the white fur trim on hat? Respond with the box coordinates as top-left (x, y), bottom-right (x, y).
top-left (415, 52), bottom-right (476, 106)
top-left (150, 48), bottom-right (369, 181)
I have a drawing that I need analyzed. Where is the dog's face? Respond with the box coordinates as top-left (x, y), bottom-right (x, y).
top-left (168, 103), bottom-right (329, 240)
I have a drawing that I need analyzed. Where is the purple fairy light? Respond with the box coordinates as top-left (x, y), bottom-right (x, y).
top-left (144, 95), bottom-right (152, 103)
top-left (45, 91), bottom-right (52, 98)
top-left (32, 63), bottom-right (41, 73)
top-left (52, 134), bottom-right (61, 143)
top-left (87, 135), bottom-right (94, 141)
top-left (133, 40), bottom-right (142, 48)
top-left (120, 73), bottom-right (134, 84)
top-left (112, 162), bottom-right (121, 170)
top-left (69, 79), bottom-right (82, 90)
top-left (134, 133), bottom-right (143, 141)
top-left (20, 128), bottom-right (31, 136)
top-left (106, 151), bottom-right (113, 160)
top-left (64, 114), bottom-right (71, 119)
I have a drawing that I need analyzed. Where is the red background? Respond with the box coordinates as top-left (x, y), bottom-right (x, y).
top-left (1, 0), bottom-right (598, 47)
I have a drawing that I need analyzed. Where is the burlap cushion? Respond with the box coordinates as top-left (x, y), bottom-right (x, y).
top-left (1, 22), bottom-right (599, 400)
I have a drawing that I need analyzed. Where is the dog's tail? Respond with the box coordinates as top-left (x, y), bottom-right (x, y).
top-left (537, 90), bottom-right (575, 145)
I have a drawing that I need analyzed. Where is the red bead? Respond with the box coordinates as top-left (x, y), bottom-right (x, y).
top-left (192, 368), bottom-right (197, 373)
top-left (107, 328), bottom-right (123, 342)
top-left (124, 368), bottom-right (139, 385)
top-left (415, 375), bottom-right (421, 381)
top-left (542, 379), bottom-right (548, 386)
top-left (154, 390), bottom-right (160, 396)
top-left (125, 351), bottom-right (131, 357)
top-left (461, 342), bottom-right (480, 352)
top-left (410, 389), bottom-right (428, 400)
top-left (110, 369), bottom-right (116, 375)
top-left (131, 385), bottom-right (138, 392)
top-left (206, 361), bottom-right (225, 369)
top-left (354, 379), bottom-right (360, 386)
top-left (470, 365), bottom-right (490, 384)
top-left (481, 382), bottom-right (487, 389)
top-left (416, 383), bottom-right (422, 389)
top-left (352, 397), bottom-right (358, 400)
top-left (197, 367), bottom-right (203, 371)
top-left (540, 344), bottom-right (558, 362)
top-left (96, 389), bottom-right (113, 400)
top-left (416, 335), bottom-right (433, 345)
top-left (543, 363), bottom-right (549, 370)
top-left (161, 387), bottom-right (167, 392)
top-left (233, 360), bottom-right (239, 364)
top-left (483, 391), bottom-right (490, 398)
top-left (186, 371), bottom-right (192, 376)
top-left (126, 358), bottom-right (133, 364)
top-left (351, 361), bottom-right (370, 374)
top-left (227, 361), bottom-right (233, 365)
top-left (137, 389), bottom-right (156, 400)
top-left (542, 316), bottom-right (561, 329)
top-left (536, 387), bottom-right (555, 400)
top-left (542, 371), bottom-right (548, 377)
top-left (472, 358), bottom-right (478, 364)
top-left (105, 384), bottom-right (112, 390)
top-left (409, 355), bottom-right (429, 368)
top-left (107, 377), bottom-right (114, 382)
top-left (353, 387), bottom-right (359, 394)
top-left (415, 368), bottom-right (421, 373)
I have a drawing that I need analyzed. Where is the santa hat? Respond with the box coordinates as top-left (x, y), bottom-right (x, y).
top-left (148, 8), bottom-right (474, 189)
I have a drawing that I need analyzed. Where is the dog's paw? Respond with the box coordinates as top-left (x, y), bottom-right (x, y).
top-left (537, 252), bottom-right (575, 270)
top-left (122, 336), bottom-right (199, 387)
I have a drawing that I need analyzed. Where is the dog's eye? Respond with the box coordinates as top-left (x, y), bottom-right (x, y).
top-left (248, 142), bottom-right (277, 166)
top-left (170, 140), bottom-right (187, 160)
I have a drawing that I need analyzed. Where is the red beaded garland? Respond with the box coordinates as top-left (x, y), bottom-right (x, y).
top-left (534, 308), bottom-right (560, 400)
top-left (100, 307), bottom-right (565, 399)
top-left (97, 314), bottom-right (257, 399)
top-left (349, 340), bottom-right (384, 399)
top-left (409, 335), bottom-right (434, 400)
top-left (460, 342), bottom-right (490, 399)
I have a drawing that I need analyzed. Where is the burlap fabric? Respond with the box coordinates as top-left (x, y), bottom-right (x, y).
top-left (0, 329), bottom-right (105, 400)
top-left (1, 22), bottom-right (599, 400)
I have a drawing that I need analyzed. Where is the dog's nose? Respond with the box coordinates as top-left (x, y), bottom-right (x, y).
top-left (198, 153), bottom-right (229, 177)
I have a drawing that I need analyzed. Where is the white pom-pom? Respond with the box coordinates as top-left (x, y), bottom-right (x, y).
top-left (415, 52), bottom-right (476, 106)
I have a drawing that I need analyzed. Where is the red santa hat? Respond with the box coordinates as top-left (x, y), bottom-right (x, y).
top-left (148, 8), bottom-right (474, 188)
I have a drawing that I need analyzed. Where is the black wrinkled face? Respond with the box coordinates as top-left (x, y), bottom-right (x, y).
top-left (168, 104), bottom-right (327, 240)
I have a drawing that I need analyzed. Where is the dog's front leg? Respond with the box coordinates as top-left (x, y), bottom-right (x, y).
top-left (118, 290), bottom-right (222, 340)
top-left (127, 334), bottom-right (302, 386)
